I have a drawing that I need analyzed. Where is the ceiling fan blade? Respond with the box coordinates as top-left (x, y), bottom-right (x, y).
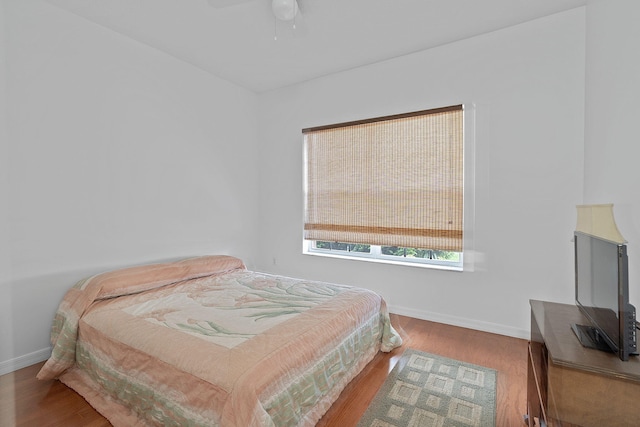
top-left (206, 0), bottom-right (255, 8)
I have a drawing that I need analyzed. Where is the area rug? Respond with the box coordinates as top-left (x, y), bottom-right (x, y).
top-left (357, 349), bottom-right (497, 427)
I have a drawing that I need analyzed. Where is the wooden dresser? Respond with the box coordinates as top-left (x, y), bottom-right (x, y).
top-left (526, 300), bottom-right (640, 427)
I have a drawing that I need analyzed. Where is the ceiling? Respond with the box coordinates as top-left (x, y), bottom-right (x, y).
top-left (45, 0), bottom-right (587, 93)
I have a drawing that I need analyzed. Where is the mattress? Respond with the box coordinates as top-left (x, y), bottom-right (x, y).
top-left (37, 255), bottom-right (402, 426)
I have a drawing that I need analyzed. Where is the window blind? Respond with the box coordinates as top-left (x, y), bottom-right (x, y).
top-left (303, 105), bottom-right (463, 252)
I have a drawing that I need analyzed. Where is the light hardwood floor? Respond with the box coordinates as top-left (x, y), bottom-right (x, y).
top-left (0, 314), bottom-right (529, 426)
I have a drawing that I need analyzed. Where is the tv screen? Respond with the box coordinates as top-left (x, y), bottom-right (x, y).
top-left (574, 231), bottom-right (637, 361)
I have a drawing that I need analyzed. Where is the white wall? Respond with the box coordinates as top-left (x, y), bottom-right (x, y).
top-left (0, 1), bottom-right (260, 373)
top-left (256, 9), bottom-right (586, 338)
top-left (584, 0), bottom-right (640, 309)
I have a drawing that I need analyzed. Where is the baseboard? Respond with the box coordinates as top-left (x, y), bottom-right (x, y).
top-left (389, 304), bottom-right (530, 340)
top-left (0, 347), bottom-right (51, 376)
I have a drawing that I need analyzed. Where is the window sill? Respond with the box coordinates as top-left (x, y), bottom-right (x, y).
top-left (302, 249), bottom-right (463, 272)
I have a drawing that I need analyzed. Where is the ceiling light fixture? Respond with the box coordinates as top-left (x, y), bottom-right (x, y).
top-left (272, 0), bottom-right (298, 40)
top-left (272, 0), bottom-right (298, 21)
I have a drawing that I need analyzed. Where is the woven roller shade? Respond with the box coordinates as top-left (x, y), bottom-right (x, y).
top-left (303, 105), bottom-right (464, 252)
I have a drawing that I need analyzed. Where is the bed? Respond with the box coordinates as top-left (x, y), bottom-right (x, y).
top-left (37, 255), bottom-right (402, 426)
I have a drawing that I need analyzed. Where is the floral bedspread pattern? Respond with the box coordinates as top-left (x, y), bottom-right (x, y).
top-left (37, 256), bottom-right (402, 427)
top-left (122, 271), bottom-right (353, 349)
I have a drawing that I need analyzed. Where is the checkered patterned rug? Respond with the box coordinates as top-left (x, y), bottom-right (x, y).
top-left (357, 349), bottom-right (497, 427)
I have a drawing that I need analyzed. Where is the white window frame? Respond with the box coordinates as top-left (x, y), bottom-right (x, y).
top-left (303, 240), bottom-right (463, 270)
top-left (302, 103), bottom-right (476, 272)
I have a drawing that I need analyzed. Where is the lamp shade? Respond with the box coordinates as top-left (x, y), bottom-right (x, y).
top-left (272, 0), bottom-right (298, 21)
top-left (575, 204), bottom-right (626, 243)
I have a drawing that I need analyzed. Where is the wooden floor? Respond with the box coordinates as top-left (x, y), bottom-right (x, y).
top-left (0, 314), bottom-right (529, 427)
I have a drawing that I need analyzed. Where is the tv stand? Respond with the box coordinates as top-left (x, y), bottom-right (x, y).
top-left (570, 323), bottom-right (614, 353)
top-left (526, 300), bottom-right (640, 427)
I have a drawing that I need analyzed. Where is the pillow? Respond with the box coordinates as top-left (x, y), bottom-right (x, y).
top-left (89, 255), bottom-right (245, 300)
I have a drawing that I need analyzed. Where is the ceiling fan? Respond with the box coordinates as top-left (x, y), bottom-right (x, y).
top-left (206, 0), bottom-right (301, 22)
top-left (207, 0), bottom-right (306, 40)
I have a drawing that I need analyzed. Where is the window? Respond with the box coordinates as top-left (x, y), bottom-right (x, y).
top-left (302, 105), bottom-right (465, 270)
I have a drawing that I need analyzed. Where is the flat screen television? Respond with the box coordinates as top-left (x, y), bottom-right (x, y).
top-left (573, 231), bottom-right (638, 361)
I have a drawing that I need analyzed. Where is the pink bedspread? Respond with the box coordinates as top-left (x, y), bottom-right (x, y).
top-left (38, 255), bottom-right (402, 426)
